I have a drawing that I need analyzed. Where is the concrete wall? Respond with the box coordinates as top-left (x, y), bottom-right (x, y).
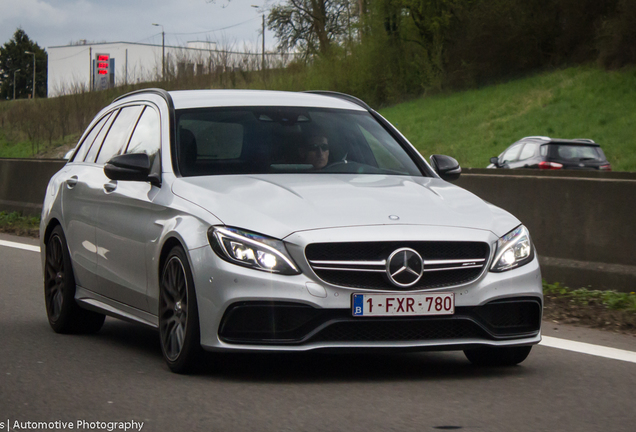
top-left (456, 169), bottom-right (636, 292)
top-left (1, 159), bottom-right (634, 292)
top-left (0, 158), bottom-right (66, 215)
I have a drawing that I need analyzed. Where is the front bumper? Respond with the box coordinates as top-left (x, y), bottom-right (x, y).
top-left (219, 297), bottom-right (541, 344)
top-left (189, 225), bottom-right (543, 352)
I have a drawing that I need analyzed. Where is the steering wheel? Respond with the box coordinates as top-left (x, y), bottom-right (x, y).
top-left (324, 152), bottom-right (348, 169)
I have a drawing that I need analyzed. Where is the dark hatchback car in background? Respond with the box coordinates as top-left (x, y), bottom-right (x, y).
top-left (488, 136), bottom-right (611, 170)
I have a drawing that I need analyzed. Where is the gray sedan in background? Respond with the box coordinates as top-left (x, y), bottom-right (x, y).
top-left (41, 89), bottom-right (542, 373)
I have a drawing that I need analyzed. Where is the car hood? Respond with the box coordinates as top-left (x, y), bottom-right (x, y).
top-left (172, 174), bottom-right (520, 239)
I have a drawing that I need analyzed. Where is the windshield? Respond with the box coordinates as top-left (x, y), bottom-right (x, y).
top-left (175, 107), bottom-right (423, 177)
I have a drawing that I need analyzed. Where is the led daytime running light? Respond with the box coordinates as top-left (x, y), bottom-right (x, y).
top-left (490, 225), bottom-right (534, 272)
top-left (212, 227), bottom-right (299, 274)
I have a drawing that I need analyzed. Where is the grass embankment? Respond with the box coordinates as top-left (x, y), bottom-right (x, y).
top-left (379, 66), bottom-right (636, 171)
top-left (0, 128), bottom-right (80, 159)
top-left (0, 211), bottom-right (40, 237)
top-left (1, 66), bottom-right (635, 169)
top-left (543, 281), bottom-right (636, 334)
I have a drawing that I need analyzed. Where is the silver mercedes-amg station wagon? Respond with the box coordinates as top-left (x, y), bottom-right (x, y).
top-left (41, 89), bottom-right (542, 373)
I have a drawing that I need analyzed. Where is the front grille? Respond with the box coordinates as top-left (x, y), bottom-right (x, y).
top-left (305, 241), bottom-right (490, 290)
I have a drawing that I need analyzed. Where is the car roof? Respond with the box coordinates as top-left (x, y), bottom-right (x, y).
top-left (168, 89), bottom-right (368, 111)
top-left (521, 137), bottom-right (600, 146)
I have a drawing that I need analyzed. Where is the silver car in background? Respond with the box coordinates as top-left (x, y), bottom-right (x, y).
top-left (41, 89), bottom-right (542, 373)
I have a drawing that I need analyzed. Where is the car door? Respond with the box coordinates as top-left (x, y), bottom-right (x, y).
top-left (60, 111), bottom-right (115, 292)
top-left (95, 105), bottom-right (164, 312)
top-left (73, 104), bottom-right (142, 306)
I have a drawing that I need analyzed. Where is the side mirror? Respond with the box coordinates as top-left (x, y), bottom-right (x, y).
top-left (430, 154), bottom-right (461, 181)
top-left (490, 157), bottom-right (500, 167)
top-left (104, 153), bottom-right (152, 183)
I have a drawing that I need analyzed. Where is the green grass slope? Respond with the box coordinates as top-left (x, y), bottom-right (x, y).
top-left (379, 66), bottom-right (636, 171)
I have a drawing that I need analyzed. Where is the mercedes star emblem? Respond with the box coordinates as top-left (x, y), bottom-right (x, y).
top-left (386, 247), bottom-right (424, 287)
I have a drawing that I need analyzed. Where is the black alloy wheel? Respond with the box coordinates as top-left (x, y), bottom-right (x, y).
top-left (45, 232), bottom-right (66, 323)
top-left (44, 225), bottom-right (105, 334)
top-left (464, 345), bottom-right (532, 366)
top-left (159, 246), bottom-right (202, 373)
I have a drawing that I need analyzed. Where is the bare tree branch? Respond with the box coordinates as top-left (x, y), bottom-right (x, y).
top-left (267, 0), bottom-right (354, 55)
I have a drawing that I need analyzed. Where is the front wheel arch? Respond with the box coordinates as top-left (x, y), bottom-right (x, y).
top-left (43, 218), bottom-right (62, 248)
top-left (158, 237), bottom-right (189, 303)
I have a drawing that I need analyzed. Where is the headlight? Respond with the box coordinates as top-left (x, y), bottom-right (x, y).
top-left (208, 227), bottom-right (300, 275)
top-left (490, 225), bottom-right (534, 272)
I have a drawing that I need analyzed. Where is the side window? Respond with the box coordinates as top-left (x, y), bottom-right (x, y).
top-left (518, 143), bottom-right (537, 161)
top-left (501, 144), bottom-right (522, 163)
top-left (540, 145), bottom-right (548, 156)
top-left (73, 113), bottom-right (111, 162)
top-left (95, 105), bottom-right (144, 165)
top-left (126, 106), bottom-right (161, 157)
top-left (84, 111), bottom-right (117, 163)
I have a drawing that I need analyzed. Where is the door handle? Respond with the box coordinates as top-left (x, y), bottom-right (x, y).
top-left (66, 176), bottom-right (78, 189)
top-left (103, 182), bottom-right (117, 193)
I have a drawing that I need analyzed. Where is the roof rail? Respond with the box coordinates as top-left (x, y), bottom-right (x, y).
top-left (303, 90), bottom-right (372, 111)
top-left (573, 138), bottom-right (595, 143)
top-left (112, 88), bottom-right (172, 105)
top-left (523, 136), bottom-right (551, 140)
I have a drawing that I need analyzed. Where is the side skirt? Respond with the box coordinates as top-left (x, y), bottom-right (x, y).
top-left (75, 286), bottom-right (158, 328)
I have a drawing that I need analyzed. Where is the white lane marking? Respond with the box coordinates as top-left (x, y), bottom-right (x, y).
top-left (0, 239), bottom-right (41, 253)
top-left (540, 336), bottom-right (636, 364)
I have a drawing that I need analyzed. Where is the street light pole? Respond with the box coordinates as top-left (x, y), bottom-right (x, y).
top-left (25, 51), bottom-right (36, 99)
top-left (251, 5), bottom-right (266, 70)
top-left (152, 23), bottom-right (165, 80)
top-left (13, 69), bottom-right (21, 100)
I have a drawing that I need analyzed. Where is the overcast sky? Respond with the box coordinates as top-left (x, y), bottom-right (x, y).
top-left (0, 0), bottom-right (276, 52)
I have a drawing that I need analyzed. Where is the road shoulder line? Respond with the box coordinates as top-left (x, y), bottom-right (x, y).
top-left (0, 239), bottom-right (41, 253)
top-left (540, 335), bottom-right (636, 363)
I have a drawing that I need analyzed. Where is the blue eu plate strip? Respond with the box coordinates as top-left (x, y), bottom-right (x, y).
top-left (352, 294), bottom-right (364, 316)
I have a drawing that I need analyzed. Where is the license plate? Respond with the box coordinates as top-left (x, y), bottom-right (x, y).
top-left (352, 293), bottom-right (454, 317)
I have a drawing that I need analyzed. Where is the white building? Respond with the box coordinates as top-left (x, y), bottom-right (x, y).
top-left (46, 40), bottom-right (221, 97)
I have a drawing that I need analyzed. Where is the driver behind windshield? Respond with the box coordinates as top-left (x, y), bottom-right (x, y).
top-left (299, 134), bottom-right (330, 169)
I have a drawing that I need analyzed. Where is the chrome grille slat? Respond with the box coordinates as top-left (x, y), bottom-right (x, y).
top-left (312, 267), bottom-right (386, 273)
top-left (309, 260), bottom-right (386, 266)
top-left (425, 258), bottom-right (485, 265)
top-left (423, 265), bottom-right (483, 272)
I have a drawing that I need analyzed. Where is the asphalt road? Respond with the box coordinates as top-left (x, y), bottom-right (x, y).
top-left (1, 233), bottom-right (635, 432)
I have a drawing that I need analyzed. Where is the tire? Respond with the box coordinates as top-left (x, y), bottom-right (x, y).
top-left (44, 225), bottom-right (105, 334)
top-left (464, 345), bottom-right (532, 367)
top-left (159, 246), bottom-right (202, 373)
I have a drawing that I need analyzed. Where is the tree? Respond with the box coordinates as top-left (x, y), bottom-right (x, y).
top-left (0, 29), bottom-right (47, 100)
top-left (395, 0), bottom-right (468, 73)
top-left (267, 0), bottom-right (354, 55)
